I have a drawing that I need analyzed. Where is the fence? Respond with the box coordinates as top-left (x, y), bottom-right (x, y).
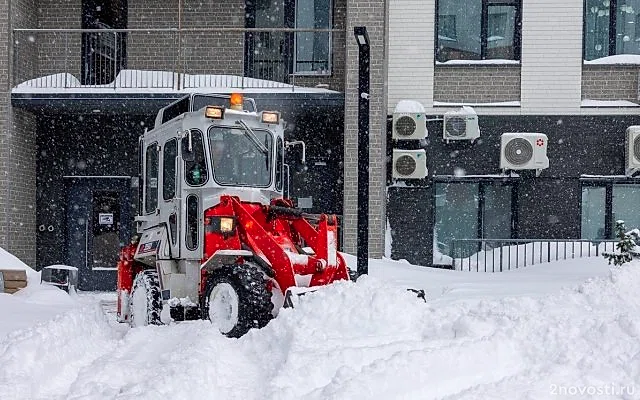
top-left (450, 239), bottom-right (618, 272)
top-left (12, 27), bottom-right (338, 91)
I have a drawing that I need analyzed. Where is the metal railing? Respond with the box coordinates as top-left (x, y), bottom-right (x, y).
top-left (12, 27), bottom-right (338, 91)
top-left (451, 239), bottom-right (618, 272)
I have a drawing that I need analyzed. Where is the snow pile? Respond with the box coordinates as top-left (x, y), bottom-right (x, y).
top-left (584, 54), bottom-right (640, 64)
top-left (1, 255), bottom-right (638, 399)
top-left (0, 246), bottom-right (38, 283)
top-left (393, 99), bottom-right (425, 114)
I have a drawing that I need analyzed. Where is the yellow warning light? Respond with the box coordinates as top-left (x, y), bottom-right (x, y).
top-left (205, 106), bottom-right (224, 119)
top-left (230, 93), bottom-right (244, 111)
top-left (261, 111), bottom-right (280, 124)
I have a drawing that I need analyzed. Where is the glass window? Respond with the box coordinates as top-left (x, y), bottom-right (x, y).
top-left (436, 0), bottom-right (520, 62)
top-left (483, 183), bottom-right (512, 239)
top-left (581, 186), bottom-right (606, 239)
top-left (144, 143), bottom-right (158, 213)
top-left (435, 183), bottom-right (479, 257)
top-left (275, 137), bottom-right (284, 191)
top-left (612, 184), bottom-right (640, 231)
top-left (163, 139), bottom-right (177, 201)
top-left (185, 129), bottom-right (208, 186)
top-left (584, 0), bottom-right (640, 60)
top-left (295, 0), bottom-right (331, 74)
top-left (186, 195), bottom-right (199, 250)
top-left (209, 126), bottom-right (273, 187)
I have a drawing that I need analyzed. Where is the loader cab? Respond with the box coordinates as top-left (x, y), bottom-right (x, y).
top-left (136, 93), bottom-right (287, 261)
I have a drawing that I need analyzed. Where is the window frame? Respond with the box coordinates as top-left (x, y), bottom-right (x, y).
top-left (162, 138), bottom-right (178, 201)
top-left (435, 0), bottom-right (522, 63)
top-left (144, 142), bottom-right (159, 215)
top-left (433, 178), bottom-right (518, 257)
top-left (184, 128), bottom-right (209, 187)
top-left (583, 0), bottom-right (640, 61)
top-left (580, 179), bottom-right (640, 239)
top-left (293, 0), bottom-right (333, 76)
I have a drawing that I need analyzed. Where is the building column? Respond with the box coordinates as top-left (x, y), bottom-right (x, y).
top-left (343, 1), bottom-right (388, 257)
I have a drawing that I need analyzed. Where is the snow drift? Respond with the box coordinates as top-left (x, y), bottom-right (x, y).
top-left (0, 256), bottom-right (638, 399)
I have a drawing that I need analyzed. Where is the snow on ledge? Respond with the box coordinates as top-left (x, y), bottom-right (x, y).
top-left (394, 100), bottom-right (426, 114)
top-left (12, 70), bottom-right (338, 94)
top-left (581, 99), bottom-right (640, 108)
top-left (584, 54), bottom-right (640, 65)
top-left (436, 59), bottom-right (520, 66)
top-left (434, 101), bottom-right (520, 107)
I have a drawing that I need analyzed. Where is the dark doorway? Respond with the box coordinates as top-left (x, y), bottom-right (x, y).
top-left (65, 178), bottom-right (132, 291)
top-left (81, 0), bottom-right (128, 85)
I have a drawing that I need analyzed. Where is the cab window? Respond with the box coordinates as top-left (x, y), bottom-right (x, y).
top-left (144, 143), bottom-right (159, 213)
top-left (163, 139), bottom-right (178, 200)
top-left (185, 129), bottom-right (208, 186)
top-left (275, 137), bottom-right (284, 191)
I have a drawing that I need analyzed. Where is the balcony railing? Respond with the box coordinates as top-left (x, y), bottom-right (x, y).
top-left (450, 238), bottom-right (618, 272)
top-left (12, 27), bottom-right (339, 92)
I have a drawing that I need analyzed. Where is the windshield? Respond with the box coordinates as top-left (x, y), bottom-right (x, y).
top-left (208, 126), bottom-right (273, 187)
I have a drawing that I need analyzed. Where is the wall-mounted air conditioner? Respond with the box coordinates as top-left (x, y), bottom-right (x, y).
top-left (500, 133), bottom-right (549, 176)
top-left (626, 126), bottom-right (640, 176)
top-left (443, 106), bottom-right (480, 143)
top-left (392, 100), bottom-right (428, 140)
top-left (392, 149), bottom-right (428, 179)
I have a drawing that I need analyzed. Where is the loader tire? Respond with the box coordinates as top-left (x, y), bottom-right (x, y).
top-left (129, 270), bottom-right (162, 327)
top-left (203, 263), bottom-right (274, 338)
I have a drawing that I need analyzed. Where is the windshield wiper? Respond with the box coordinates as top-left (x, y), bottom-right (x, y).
top-left (236, 120), bottom-right (268, 155)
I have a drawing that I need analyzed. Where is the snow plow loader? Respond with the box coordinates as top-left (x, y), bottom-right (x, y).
top-left (116, 93), bottom-right (349, 337)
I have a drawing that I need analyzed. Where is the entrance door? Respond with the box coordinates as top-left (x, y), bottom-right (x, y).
top-left (65, 178), bottom-right (132, 291)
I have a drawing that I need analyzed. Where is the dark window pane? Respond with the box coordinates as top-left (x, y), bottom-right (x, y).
top-left (582, 186), bottom-right (606, 239)
top-left (612, 184), bottom-right (640, 233)
top-left (295, 0), bottom-right (331, 73)
top-left (186, 195), bottom-right (199, 250)
top-left (616, 1), bottom-right (640, 56)
top-left (487, 5), bottom-right (517, 59)
top-left (483, 183), bottom-right (512, 239)
top-left (437, 0), bottom-right (482, 61)
top-left (276, 138), bottom-right (284, 191)
top-left (163, 139), bottom-right (177, 200)
top-left (185, 129), bottom-right (208, 186)
top-left (435, 183), bottom-right (479, 257)
top-left (145, 144), bottom-right (158, 213)
top-left (585, 0), bottom-right (611, 60)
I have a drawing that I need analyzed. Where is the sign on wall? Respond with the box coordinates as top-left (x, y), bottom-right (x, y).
top-left (99, 213), bottom-right (114, 225)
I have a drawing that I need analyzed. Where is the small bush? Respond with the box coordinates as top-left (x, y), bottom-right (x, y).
top-left (604, 220), bottom-right (640, 266)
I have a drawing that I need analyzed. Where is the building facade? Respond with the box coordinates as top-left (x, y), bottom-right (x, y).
top-left (1, 0), bottom-right (389, 289)
top-left (387, 0), bottom-right (640, 266)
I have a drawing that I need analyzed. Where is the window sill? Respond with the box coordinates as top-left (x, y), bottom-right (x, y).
top-left (292, 71), bottom-right (332, 77)
top-left (581, 99), bottom-right (640, 108)
top-left (433, 101), bottom-right (520, 107)
top-left (584, 55), bottom-right (640, 65)
top-left (435, 60), bottom-right (521, 66)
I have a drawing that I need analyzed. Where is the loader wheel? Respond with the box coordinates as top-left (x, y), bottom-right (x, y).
top-left (203, 263), bottom-right (274, 338)
top-left (129, 270), bottom-right (162, 327)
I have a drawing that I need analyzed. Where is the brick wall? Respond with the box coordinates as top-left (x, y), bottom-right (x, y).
top-left (343, 0), bottom-right (387, 257)
top-left (33, 0), bottom-right (81, 83)
top-left (582, 65), bottom-right (640, 102)
top-left (434, 65), bottom-right (521, 103)
top-left (11, 0), bottom-right (37, 83)
top-left (127, 0), bottom-right (245, 79)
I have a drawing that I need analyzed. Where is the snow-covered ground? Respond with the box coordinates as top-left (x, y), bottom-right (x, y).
top-left (1, 251), bottom-right (639, 399)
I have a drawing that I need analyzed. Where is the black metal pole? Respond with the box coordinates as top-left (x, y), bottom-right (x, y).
top-left (354, 26), bottom-right (370, 277)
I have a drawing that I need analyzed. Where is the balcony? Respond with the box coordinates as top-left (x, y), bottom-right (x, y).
top-left (12, 27), bottom-right (344, 94)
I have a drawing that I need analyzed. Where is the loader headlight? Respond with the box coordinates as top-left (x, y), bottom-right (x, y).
top-left (205, 106), bottom-right (225, 119)
top-left (261, 111), bottom-right (280, 124)
top-left (205, 216), bottom-right (236, 235)
top-left (220, 217), bottom-right (235, 233)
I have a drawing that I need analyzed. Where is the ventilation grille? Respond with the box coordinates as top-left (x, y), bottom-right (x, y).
top-left (394, 116), bottom-right (417, 137)
top-left (504, 138), bottom-right (533, 166)
top-left (445, 116), bottom-right (467, 137)
top-left (634, 135), bottom-right (640, 162)
top-left (395, 155), bottom-right (417, 176)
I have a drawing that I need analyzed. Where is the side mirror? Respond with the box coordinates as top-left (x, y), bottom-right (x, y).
top-left (181, 131), bottom-right (195, 162)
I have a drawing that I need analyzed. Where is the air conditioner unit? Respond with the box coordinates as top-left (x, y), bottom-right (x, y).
top-left (392, 113), bottom-right (428, 140)
top-left (443, 106), bottom-right (480, 142)
top-left (392, 149), bottom-right (428, 179)
top-left (626, 126), bottom-right (640, 176)
top-left (500, 133), bottom-right (549, 176)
